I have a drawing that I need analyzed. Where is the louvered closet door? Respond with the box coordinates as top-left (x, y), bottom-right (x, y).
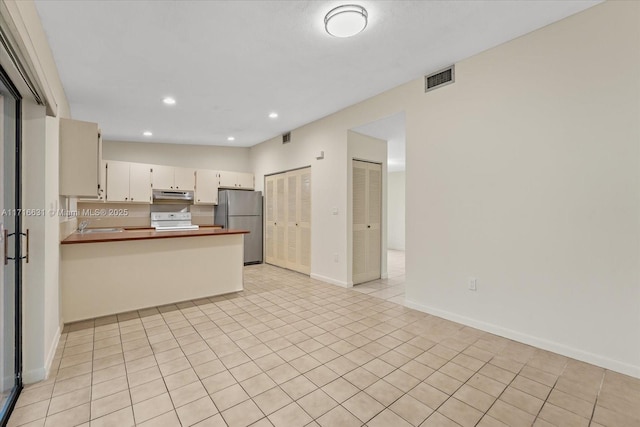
top-left (264, 168), bottom-right (312, 274)
top-left (275, 174), bottom-right (287, 267)
top-left (352, 160), bottom-right (382, 284)
top-left (297, 169), bottom-right (311, 274)
top-left (265, 176), bottom-right (277, 265)
top-left (286, 171), bottom-right (299, 269)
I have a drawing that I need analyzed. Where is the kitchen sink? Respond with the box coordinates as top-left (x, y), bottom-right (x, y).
top-left (78, 228), bottom-right (124, 234)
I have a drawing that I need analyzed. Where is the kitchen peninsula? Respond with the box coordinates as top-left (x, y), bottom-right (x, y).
top-left (61, 227), bottom-right (249, 322)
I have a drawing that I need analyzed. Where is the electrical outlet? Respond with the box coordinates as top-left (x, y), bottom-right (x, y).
top-left (468, 277), bottom-right (477, 291)
top-left (334, 253), bottom-right (339, 262)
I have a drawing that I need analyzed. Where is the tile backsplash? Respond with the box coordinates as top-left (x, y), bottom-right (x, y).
top-left (76, 202), bottom-right (215, 229)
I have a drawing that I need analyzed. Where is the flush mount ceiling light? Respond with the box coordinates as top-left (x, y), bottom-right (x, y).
top-left (227, 136), bottom-right (235, 141)
top-left (268, 112), bottom-right (278, 119)
top-left (324, 4), bottom-right (368, 38)
top-left (143, 131), bottom-right (153, 137)
top-left (162, 97), bottom-right (176, 105)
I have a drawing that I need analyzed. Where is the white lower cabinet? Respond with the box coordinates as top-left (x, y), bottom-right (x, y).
top-left (106, 161), bottom-right (152, 203)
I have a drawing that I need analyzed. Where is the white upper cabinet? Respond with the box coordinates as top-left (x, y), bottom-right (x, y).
top-left (195, 169), bottom-right (219, 205)
top-left (236, 172), bottom-right (255, 189)
top-left (106, 161), bottom-right (152, 203)
top-left (151, 166), bottom-right (195, 191)
top-left (59, 118), bottom-right (101, 197)
top-left (105, 161), bottom-right (130, 202)
top-left (129, 163), bottom-right (152, 202)
top-left (151, 165), bottom-right (174, 190)
top-left (174, 168), bottom-right (195, 191)
top-left (218, 171), bottom-right (254, 190)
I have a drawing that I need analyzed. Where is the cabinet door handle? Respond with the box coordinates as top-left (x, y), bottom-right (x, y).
top-left (367, 225), bottom-right (371, 228)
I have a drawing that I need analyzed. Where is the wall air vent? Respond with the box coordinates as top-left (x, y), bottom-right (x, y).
top-left (425, 65), bottom-right (455, 92)
top-left (282, 132), bottom-right (291, 144)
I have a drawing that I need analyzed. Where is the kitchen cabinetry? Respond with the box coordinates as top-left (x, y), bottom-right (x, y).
top-left (79, 161), bottom-right (107, 202)
top-left (59, 118), bottom-right (102, 197)
top-left (265, 167), bottom-right (311, 274)
top-left (106, 161), bottom-right (152, 203)
top-left (174, 168), bottom-right (196, 190)
top-left (151, 166), bottom-right (195, 190)
top-left (218, 171), bottom-right (254, 190)
top-left (352, 160), bottom-right (381, 284)
top-left (195, 169), bottom-right (219, 205)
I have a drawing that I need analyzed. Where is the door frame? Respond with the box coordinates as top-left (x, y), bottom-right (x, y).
top-left (0, 65), bottom-right (23, 426)
top-left (351, 158), bottom-right (383, 285)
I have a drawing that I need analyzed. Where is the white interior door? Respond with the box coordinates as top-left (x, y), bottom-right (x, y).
top-left (275, 174), bottom-right (286, 267)
top-left (298, 169), bottom-right (311, 274)
top-left (286, 171), bottom-right (299, 269)
top-left (264, 176), bottom-right (276, 265)
top-left (264, 168), bottom-right (311, 274)
top-left (353, 160), bottom-right (382, 284)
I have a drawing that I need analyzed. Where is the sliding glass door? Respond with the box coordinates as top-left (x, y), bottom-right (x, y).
top-left (0, 66), bottom-right (22, 425)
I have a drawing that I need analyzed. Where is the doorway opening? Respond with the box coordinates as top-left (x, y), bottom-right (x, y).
top-left (350, 112), bottom-right (406, 296)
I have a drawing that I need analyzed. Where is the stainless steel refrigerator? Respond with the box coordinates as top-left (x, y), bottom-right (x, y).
top-left (215, 190), bottom-right (263, 265)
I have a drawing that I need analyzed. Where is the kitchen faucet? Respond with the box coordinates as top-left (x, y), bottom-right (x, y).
top-left (78, 219), bottom-right (90, 232)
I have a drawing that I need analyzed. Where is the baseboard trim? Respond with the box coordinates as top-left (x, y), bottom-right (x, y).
top-left (310, 273), bottom-right (350, 288)
top-left (24, 324), bottom-right (62, 384)
top-left (405, 299), bottom-right (640, 379)
top-left (44, 325), bottom-right (62, 380)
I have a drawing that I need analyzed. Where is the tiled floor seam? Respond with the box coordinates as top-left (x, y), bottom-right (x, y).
top-left (587, 369), bottom-right (607, 426)
top-left (476, 352), bottom-right (532, 426)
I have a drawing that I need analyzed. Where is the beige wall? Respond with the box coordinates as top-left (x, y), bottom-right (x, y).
top-left (387, 171), bottom-right (405, 250)
top-left (1, 0), bottom-right (71, 383)
top-left (404, 0), bottom-right (640, 377)
top-left (251, 1), bottom-right (640, 377)
top-left (103, 140), bottom-right (251, 172)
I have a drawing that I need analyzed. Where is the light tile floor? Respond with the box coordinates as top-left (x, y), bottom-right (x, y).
top-left (9, 259), bottom-right (640, 427)
top-left (352, 250), bottom-right (406, 305)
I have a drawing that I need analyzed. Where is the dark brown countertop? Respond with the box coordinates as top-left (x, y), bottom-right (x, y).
top-left (62, 227), bottom-right (248, 245)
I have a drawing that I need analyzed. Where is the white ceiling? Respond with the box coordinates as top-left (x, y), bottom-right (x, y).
top-left (35, 0), bottom-right (599, 149)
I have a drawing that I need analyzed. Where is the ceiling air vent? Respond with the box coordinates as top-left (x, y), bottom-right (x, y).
top-left (282, 132), bottom-right (291, 144)
top-left (425, 65), bottom-right (455, 92)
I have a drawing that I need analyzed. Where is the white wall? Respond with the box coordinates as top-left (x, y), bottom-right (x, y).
top-left (404, 1), bottom-right (640, 377)
top-left (347, 131), bottom-right (387, 283)
top-left (250, 2), bottom-right (640, 377)
top-left (387, 171), bottom-right (405, 250)
top-left (103, 140), bottom-right (251, 172)
top-left (1, 0), bottom-right (70, 383)
top-left (22, 102), bottom-right (61, 383)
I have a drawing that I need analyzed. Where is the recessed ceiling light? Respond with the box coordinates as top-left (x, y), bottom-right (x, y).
top-left (227, 136), bottom-right (235, 141)
top-left (269, 112), bottom-right (278, 119)
top-left (163, 97), bottom-right (176, 105)
top-left (143, 131), bottom-right (153, 137)
top-left (325, 4), bottom-right (368, 38)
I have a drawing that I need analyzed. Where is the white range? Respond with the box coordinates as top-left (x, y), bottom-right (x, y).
top-left (151, 212), bottom-right (199, 231)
